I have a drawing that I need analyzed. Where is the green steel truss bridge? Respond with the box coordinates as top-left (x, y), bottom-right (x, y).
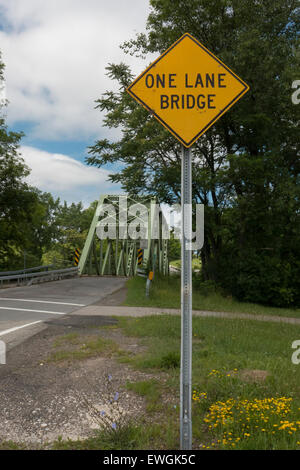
top-left (78, 195), bottom-right (169, 277)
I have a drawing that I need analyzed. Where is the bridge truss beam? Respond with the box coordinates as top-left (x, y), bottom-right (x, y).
top-left (78, 195), bottom-right (169, 277)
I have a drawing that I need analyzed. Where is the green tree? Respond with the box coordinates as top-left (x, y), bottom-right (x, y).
top-left (42, 200), bottom-right (97, 267)
top-left (0, 53), bottom-right (31, 268)
top-left (168, 229), bottom-right (181, 262)
top-left (87, 0), bottom-right (300, 306)
top-left (0, 53), bottom-right (61, 269)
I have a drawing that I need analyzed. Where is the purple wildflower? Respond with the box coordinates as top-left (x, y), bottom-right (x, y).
top-left (114, 392), bottom-right (119, 401)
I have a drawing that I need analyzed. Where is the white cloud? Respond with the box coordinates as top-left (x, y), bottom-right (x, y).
top-left (0, 0), bottom-right (153, 141)
top-left (21, 145), bottom-right (121, 205)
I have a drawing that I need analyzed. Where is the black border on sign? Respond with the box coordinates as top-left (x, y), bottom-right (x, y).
top-left (127, 33), bottom-right (250, 148)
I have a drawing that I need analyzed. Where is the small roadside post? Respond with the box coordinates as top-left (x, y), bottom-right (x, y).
top-left (137, 248), bottom-right (143, 266)
top-left (74, 248), bottom-right (81, 267)
top-left (145, 270), bottom-right (153, 298)
top-left (127, 32), bottom-right (249, 450)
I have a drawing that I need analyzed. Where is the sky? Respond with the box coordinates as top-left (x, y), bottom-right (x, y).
top-left (0, 0), bottom-right (153, 205)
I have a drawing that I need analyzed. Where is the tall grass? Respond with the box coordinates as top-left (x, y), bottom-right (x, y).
top-left (116, 314), bottom-right (300, 449)
top-left (124, 275), bottom-right (300, 318)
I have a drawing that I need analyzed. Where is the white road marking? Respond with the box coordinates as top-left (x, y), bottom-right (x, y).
top-left (0, 298), bottom-right (85, 307)
top-left (0, 306), bottom-right (66, 315)
top-left (0, 321), bottom-right (42, 337)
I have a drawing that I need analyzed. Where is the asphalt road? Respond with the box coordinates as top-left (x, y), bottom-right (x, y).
top-left (0, 276), bottom-right (126, 350)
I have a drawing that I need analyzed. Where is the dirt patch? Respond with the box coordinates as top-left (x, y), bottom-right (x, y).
top-left (97, 327), bottom-right (148, 355)
top-left (238, 369), bottom-right (270, 383)
top-left (0, 312), bottom-right (160, 447)
top-left (92, 287), bottom-right (128, 306)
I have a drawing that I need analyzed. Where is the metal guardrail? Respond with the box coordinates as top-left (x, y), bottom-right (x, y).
top-left (0, 267), bottom-right (78, 288)
top-left (0, 265), bottom-right (54, 276)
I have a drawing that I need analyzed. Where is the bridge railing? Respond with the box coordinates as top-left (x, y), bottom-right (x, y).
top-left (0, 267), bottom-right (78, 288)
top-left (0, 265), bottom-right (54, 276)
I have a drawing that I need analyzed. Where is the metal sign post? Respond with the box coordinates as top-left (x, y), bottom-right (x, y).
top-left (180, 145), bottom-right (193, 450)
top-left (126, 31), bottom-right (249, 451)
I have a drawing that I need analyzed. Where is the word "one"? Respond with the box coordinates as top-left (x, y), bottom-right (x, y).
top-left (145, 73), bottom-right (227, 110)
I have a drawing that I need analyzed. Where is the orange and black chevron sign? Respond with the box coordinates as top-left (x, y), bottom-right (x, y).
top-left (137, 248), bottom-right (143, 265)
top-left (74, 248), bottom-right (81, 266)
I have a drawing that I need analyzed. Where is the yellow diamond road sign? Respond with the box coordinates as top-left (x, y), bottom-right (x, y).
top-left (127, 33), bottom-right (249, 148)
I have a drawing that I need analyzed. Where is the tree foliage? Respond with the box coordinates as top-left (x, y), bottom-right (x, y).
top-left (0, 52), bottom-right (96, 270)
top-left (87, 0), bottom-right (300, 306)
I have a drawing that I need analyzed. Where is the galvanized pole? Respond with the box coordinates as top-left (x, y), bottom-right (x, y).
top-left (180, 144), bottom-right (192, 450)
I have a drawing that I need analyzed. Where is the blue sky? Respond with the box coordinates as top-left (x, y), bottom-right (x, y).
top-left (0, 0), bottom-right (153, 206)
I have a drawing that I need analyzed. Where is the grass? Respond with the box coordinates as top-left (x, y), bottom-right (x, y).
top-left (52, 416), bottom-right (179, 450)
top-left (114, 314), bottom-right (300, 450)
top-left (0, 441), bottom-right (26, 450)
top-left (126, 379), bottom-right (163, 412)
top-left (48, 334), bottom-right (118, 362)
top-left (170, 258), bottom-right (202, 270)
top-left (123, 275), bottom-right (300, 318)
top-left (4, 311), bottom-right (300, 450)
top-left (52, 371), bottom-right (179, 450)
top-left (52, 332), bottom-right (80, 347)
top-left (52, 423), bottom-right (147, 450)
